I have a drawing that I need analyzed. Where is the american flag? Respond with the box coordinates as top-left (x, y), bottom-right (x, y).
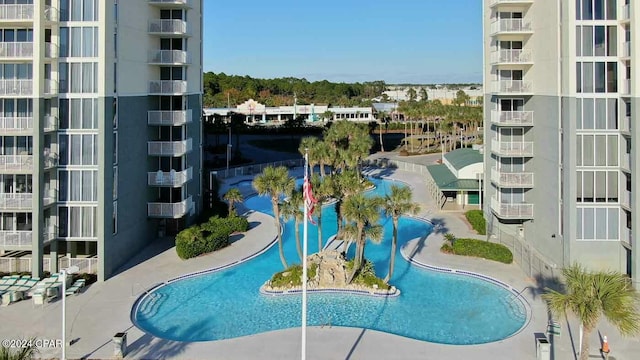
top-left (303, 154), bottom-right (318, 225)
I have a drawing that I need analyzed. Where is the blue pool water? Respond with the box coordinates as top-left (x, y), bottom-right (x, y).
top-left (134, 179), bottom-right (527, 344)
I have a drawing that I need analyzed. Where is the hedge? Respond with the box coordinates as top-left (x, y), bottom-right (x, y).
top-left (465, 210), bottom-right (486, 235)
top-left (175, 215), bottom-right (250, 259)
top-left (447, 238), bottom-right (513, 264)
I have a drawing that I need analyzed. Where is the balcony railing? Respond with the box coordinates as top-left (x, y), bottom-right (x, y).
top-left (491, 139), bottom-right (534, 157)
top-left (148, 19), bottom-right (190, 36)
top-left (149, 0), bottom-right (192, 7)
top-left (623, 79), bottom-right (631, 95)
top-left (0, 4), bottom-right (34, 21)
top-left (490, 110), bottom-right (533, 126)
top-left (623, 4), bottom-right (630, 20)
top-left (0, 116), bottom-right (33, 133)
top-left (0, 193), bottom-right (32, 210)
top-left (0, 230), bottom-right (32, 248)
top-left (491, 197), bottom-right (534, 219)
top-left (0, 79), bottom-right (32, 96)
top-left (149, 80), bottom-right (188, 94)
top-left (491, 167), bottom-right (534, 187)
top-left (148, 138), bottom-right (193, 156)
top-left (148, 196), bottom-right (193, 218)
top-left (43, 115), bottom-right (58, 132)
top-left (622, 227), bottom-right (632, 247)
top-left (44, 6), bottom-right (58, 21)
top-left (620, 115), bottom-right (631, 135)
top-left (490, 19), bottom-right (533, 34)
top-left (44, 79), bottom-right (58, 95)
top-left (148, 167), bottom-right (193, 187)
top-left (621, 190), bottom-right (631, 209)
top-left (492, 80), bottom-right (532, 93)
top-left (147, 110), bottom-right (192, 126)
top-left (45, 42), bottom-right (58, 58)
top-left (490, 49), bottom-right (532, 64)
top-left (43, 189), bottom-right (56, 206)
top-left (0, 42), bottom-right (33, 59)
top-left (0, 155), bottom-right (33, 172)
top-left (43, 226), bottom-right (57, 243)
top-left (149, 50), bottom-right (191, 64)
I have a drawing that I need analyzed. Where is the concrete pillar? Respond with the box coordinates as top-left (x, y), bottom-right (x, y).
top-left (49, 240), bottom-right (59, 274)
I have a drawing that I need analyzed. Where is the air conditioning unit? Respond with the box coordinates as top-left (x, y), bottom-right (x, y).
top-left (517, 226), bottom-right (524, 238)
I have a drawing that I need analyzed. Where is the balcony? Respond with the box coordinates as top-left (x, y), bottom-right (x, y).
top-left (43, 115), bottom-right (58, 132)
top-left (0, 155), bottom-right (33, 173)
top-left (148, 196), bottom-right (193, 219)
top-left (0, 42), bottom-right (33, 59)
top-left (622, 227), bottom-right (632, 248)
top-left (43, 226), bottom-right (57, 243)
top-left (490, 19), bottom-right (533, 35)
top-left (0, 231), bottom-right (31, 248)
top-left (490, 110), bottom-right (533, 126)
top-left (148, 138), bottom-right (193, 156)
top-left (0, 79), bottom-right (32, 96)
top-left (623, 79), bottom-right (631, 95)
top-left (489, 0), bottom-right (534, 7)
top-left (491, 168), bottom-right (534, 188)
top-left (148, 167), bottom-right (193, 187)
top-left (147, 110), bottom-right (192, 126)
top-left (43, 189), bottom-right (56, 207)
top-left (491, 139), bottom-right (534, 157)
top-left (0, 116), bottom-right (33, 133)
top-left (149, 0), bottom-right (192, 8)
top-left (0, 193), bottom-right (32, 210)
top-left (44, 79), bottom-right (57, 95)
top-left (148, 50), bottom-right (191, 65)
top-left (44, 6), bottom-right (58, 21)
top-left (492, 80), bottom-right (532, 94)
top-left (45, 43), bottom-right (58, 58)
top-left (0, 4), bottom-right (34, 22)
top-left (490, 49), bottom-right (532, 65)
top-left (622, 152), bottom-right (631, 172)
top-left (621, 190), bottom-right (631, 209)
top-left (149, 80), bottom-right (188, 95)
top-left (491, 197), bottom-right (534, 219)
top-left (148, 19), bottom-right (190, 36)
top-left (622, 4), bottom-right (630, 22)
top-left (620, 115), bottom-right (631, 136)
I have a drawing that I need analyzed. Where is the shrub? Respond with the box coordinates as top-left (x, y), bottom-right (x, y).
top-left (444, 233), bottom-right (456, 246)
top-left (465, 210), bottom-right (486, 235)
top-left (440, 243), bottom-right (454, 254)
top-left (449, 238), bottom-right (513, 264)
top-left (175, 225), bottom-right (207, 260)
top-left (225, 214), bottom-right (250, 233)
top-left (270, 264), bottom-right (317, 287)
top-left (398, 149), bottom-right (409, 156)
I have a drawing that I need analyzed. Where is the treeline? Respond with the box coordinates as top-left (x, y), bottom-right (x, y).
top-left (203, 72), bottom-right (387, 108)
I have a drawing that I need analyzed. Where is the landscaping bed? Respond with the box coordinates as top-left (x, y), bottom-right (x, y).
top-left (441, 237), bottom-right (513, 264)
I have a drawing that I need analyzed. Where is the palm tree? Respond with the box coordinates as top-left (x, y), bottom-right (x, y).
top-left (314, 140), bottom-right (332, 177)
top-left (342, 193), bottom-right (383, 279)
top-left (0, 340), bottom-right (37, 360)
top-left (311, 174), bottom-right (334, 252)
top-left (334, 170), bottom-right (363, 238)
top-left (542, 264), bottom-right (640, 360)
top-left (253, 166), bottom-right (295, 269)
top-left (280, 190), bottom-right (304, 262)
top-left (223, 188), bottom-right (243, 215)
top-left (298, 136), bottom-right (319, 175)
top-left (382, 185), bottom-right (420, 283)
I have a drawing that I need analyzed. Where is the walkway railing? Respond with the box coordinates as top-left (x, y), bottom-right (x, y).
top-left (211, 159), bottom-right (304, 179)
top-left (0, 256), bottom-right (97, 273)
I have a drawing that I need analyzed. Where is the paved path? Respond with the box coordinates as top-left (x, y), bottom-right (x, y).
top-left (1, 154), bottom-right (639, 359)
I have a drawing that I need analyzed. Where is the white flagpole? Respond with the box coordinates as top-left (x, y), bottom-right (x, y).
top-left (301, 150), bottom-right (309, 360)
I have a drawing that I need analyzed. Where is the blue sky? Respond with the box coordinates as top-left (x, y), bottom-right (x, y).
top-left (203, 0), bottom-right (482, 84)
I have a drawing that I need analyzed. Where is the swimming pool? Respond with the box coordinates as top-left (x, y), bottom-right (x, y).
top-left (133, 178), bottom-right (528, 344)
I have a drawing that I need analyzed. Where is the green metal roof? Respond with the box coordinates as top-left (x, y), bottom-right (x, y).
top-left (443, 148), bottom-right (483, 170)
top-left (427, 164), bottom-right (480, 191)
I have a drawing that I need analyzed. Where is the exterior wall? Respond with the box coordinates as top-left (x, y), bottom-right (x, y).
top-left (455, 163), bottom-right (483, 180)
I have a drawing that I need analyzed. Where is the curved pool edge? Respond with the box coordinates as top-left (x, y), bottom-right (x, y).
top-left (399, 243), bottom-right (533, 342)
top-left (130, 217), bottom-right (280, 331)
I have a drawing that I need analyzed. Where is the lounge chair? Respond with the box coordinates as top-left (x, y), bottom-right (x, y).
top-left (65, 279), bottom-right (86, 296)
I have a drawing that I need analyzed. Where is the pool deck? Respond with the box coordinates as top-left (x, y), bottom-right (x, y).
top-left (1, 154), bottom-right (639, 359)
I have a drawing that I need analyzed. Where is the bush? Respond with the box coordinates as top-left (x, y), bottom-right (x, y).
top-left (176, 214), bottom-right (251, 259)
top-left (448, 238), bottom-right (513, 264)
top-left (398, 149), bottom-right (409, 156)
top-left (465, 210), bottom-right (486, 235)
top-left (270, 263), bottom-right (317, 287)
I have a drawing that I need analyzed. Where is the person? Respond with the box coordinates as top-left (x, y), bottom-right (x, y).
top-left (602, 336), bottom-right (610, 359)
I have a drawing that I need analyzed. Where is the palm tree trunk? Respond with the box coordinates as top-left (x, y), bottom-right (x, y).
top-left (294, 220), bottom-right (303, 262)
top-left (320, 161), bottom-right (326, 177)
top-left (317, 206), bottom-right (323, 252)
top-left (579, 326), bottom-right (591, 360)
top-left (384, 217), bottom-right (399, 283)
top-left (379, 123), bottom-right (385, 152)
top-left (273, 201), bottom-right (288, 269)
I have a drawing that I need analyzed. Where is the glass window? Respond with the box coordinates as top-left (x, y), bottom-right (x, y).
top-left (583, 62), bottom-right (594, 92)
top-left (607, 171), bottom-right (618, 201)
top-left (594, 0), bottom-right (605, 19)
top-left (60, 27), bottom-right (69, 57)
top-left (608, 208), bottom-right (619, 239)
top-left (584, 208), bottom-right (594, 238)
top-left (595, 98), bottom-right (606, 128)
top-left (576, 63), bottom-right (582, 92)
top-left (595, 135), bottom-right (606, 165)
top-left (582, 26), bottom-right (593, 56)
top-left (583, 134), bottom-right (594, 165)
top-left (607, 135), bottom-right (618, 166)
top-left (583, 98), bottom-right (594, 128)
top-left (606, 62), bottom-right (617, 92)
top-left (606, 0), bottom-right (616, 20)
top-left (594, 26), bottom-right (605, 56)
top-left (583, 0), bottom-right (593, 19)
top-left (607, 26), bottom-right (617, 56)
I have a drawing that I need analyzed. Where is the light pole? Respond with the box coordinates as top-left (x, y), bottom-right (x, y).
top-left (61, 265), bottom-right (79, 360)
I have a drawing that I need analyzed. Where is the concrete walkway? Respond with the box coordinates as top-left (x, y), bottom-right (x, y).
top-left (1, 154), bottom-right (639, 359)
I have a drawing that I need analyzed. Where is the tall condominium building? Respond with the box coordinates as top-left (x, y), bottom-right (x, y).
top-left (0, 0), bottom-right (203, 281)
top-left (483, 0), bottom-right (637, 286)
